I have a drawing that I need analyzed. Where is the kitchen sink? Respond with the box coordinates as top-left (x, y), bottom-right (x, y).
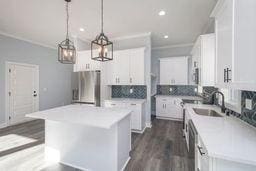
top-left (193, 108), bottom-right (223, 117)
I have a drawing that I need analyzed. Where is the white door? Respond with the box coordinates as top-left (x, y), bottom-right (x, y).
top-left (7, 62), bottom-right (39, 125)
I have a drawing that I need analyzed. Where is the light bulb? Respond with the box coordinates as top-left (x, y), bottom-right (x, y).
top-left (63, 50), bottom-right (68, 57)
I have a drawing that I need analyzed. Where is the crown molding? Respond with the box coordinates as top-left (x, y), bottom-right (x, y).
top-left (111, 32), bottom-right (151, 41)
top-left (152, 43), bottom-right (194, 50)
top-left (0, 31), bottom-right (56, 49)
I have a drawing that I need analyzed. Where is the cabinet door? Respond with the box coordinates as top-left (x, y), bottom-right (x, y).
top-left (75, 51), bottom-right (91, 72)
top-left (110, 50), bottom-right (130, 85)
top-left (156, 98), bottom-right (168, 117)
top-left (160, 57), bottom-right (188, 85)
top-left (129, 48), bottom-right (145, 85)
top-left (215, 0), bottom-right (233, 87)
top-left (129, 103), bottom-right (141, 130)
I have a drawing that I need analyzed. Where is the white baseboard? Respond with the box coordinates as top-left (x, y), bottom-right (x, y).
top-left (121, 157), bottom-right (131, 171)
top-left (60, 161), bottom-right (90, 171)
top-left (132, 126), bottom-right (147, 134)
top-left (156, 116), bottom-right (182, 121)
top-left (145, 122), bottom-right (152, 128)
top-left (0, 122), bottom-right (7, 129)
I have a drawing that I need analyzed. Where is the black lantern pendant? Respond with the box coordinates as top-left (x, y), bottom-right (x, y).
top-left (58, 0), bottom-right (76, 64)
top-left (91, 0), bottom-right (113, 62)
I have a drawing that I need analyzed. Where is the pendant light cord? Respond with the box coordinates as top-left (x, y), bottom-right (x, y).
top-left (66, 1), bottom-right (69, 39)
top-left (101, 0), bottom-right (103, 33)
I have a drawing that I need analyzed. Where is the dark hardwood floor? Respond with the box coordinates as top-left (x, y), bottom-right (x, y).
top-left (0, 118), bottom-right (193, 171)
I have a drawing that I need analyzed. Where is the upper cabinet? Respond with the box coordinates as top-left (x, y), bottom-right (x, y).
top-left (160, 57), bottom-right (188, 85)
top-left (191, 34), bottom-right (215, 86)
top-left (74, 50), bottom-right (101, 72)
top-left (106, 47), bottom-right (145, 85)
top-left (211, 0), bottom-right (256, 91)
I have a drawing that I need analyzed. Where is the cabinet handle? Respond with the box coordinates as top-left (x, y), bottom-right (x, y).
top-left (224, 69), bottom-right (227, 82)
top-left (130, 78), bottom-right (132, 83)
top-left (88, 64), bottom-right (90, 69)
top-left (111, 104), bottom-right (116, 106)
top-left (227, 68), bottom-right (231, 82)
top-left (197, 146), bottom-right (205, 156)
top-left (131, 104), bottom-right (136, 106)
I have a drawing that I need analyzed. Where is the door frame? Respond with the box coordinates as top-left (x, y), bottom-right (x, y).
top-left (5, 61), bottom-right (40, 126)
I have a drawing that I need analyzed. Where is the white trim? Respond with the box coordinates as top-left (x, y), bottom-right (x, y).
top-left (60, 161), bottom-right (90, 171)
top-left (152, 43), bottom-right (194, 50)
top-left (0, 122), bottom-right (7, 129)
top-left (132, 126), bottom-right (147, 134)
top-left (121, 157), bottom-right (131, 171)
top-left (5, 62), bottom-right (40, 126)
top-left (112, 32), bottom-right (152, 41)
top-left (156, 116), bottom-right (182, 121)
top-left (0, 31), bottom-right (56, 49)
top-left (145, 122), bottom-right (152, 128)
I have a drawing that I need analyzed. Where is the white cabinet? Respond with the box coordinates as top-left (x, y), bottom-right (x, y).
top-left (155, 96), bottom-right (183, 120)
top-left (191, 34), bottom-right (215, 86)
top-left (106, 48), bottom-right (145, 85)
top-left (104, 100), bottom-right (146, 132)
top-left (211, 0), bottom-right (256, 91)
top-left (184, 109), bottom-right (190, 150)
top-left (74, 50), bottom-right (101, 72)
top-left (107, 50), bottom-right (130, 85)
top-left (159, 57), bottom-right (188, 85)
top-left (196, 135), bottom-right (210, 171)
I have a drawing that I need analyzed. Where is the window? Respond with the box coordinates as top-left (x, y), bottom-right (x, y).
top-left (219, 89), bottom-right (241, 113)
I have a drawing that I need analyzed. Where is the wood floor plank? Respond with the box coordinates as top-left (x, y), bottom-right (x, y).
top-left (0, 118), bottom-right (193, 171)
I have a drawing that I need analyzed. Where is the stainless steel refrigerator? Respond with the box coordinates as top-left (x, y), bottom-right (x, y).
top-left (73, 71), bottom-right (101, 106)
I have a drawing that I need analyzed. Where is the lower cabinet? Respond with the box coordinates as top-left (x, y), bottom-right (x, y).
top-left (104, 100), bottom-right (146, 132)
top-left (156, 96), bottom-right (183, 120)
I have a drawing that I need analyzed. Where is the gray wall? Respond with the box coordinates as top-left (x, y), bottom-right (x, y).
top-left (0, 34), bottom-right (74, 125)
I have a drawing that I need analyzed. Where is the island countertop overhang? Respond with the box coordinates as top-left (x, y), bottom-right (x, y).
top-left (26, 104), bottom-right (132, 129)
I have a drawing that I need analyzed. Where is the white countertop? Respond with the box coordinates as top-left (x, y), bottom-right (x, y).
top-left (26, 104), bottom-right (132, 129)
top-left (155, 95), bottom-right (203, 101)
top-left (105, 98), bottom-right (146, 104)
top-left (185, 104), bottom-right (256, 166)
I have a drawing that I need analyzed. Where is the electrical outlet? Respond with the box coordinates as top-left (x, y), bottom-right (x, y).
top-left (245, 99), bottom-right (252, 110)
top-left (130, 88), bottom-right (133, 94)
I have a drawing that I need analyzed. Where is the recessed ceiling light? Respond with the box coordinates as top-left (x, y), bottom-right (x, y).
top-left (79, 28), bottom-right (85, 32)
top-left (164, 35), bottom-right (169, 39)
top-left (158, 10), bottom-right (166, 16)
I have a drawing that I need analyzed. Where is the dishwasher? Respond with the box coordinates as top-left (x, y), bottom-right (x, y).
top-left (189, 120), bottom-right (198, 171)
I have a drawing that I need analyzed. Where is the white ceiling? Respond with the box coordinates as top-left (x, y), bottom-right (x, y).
top-left (0, 0), bottom-right (217, 48)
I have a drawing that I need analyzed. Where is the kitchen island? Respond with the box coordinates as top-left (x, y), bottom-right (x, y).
top-left (26, 104), bottom-right (132, 171)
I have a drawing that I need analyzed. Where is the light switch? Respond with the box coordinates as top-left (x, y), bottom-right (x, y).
top-left (245, 99), bottom-right (252, 110)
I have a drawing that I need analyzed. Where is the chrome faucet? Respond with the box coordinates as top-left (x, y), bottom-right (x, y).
top-left (210, 91), bottom-right (226, 113)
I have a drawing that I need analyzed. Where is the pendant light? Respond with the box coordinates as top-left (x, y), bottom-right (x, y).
top-left (58, 0), bottom-right (76, 64)
top-left (91, 0), bottom-right (113, 62)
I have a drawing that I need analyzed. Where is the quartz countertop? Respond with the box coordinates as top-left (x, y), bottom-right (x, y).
top-left (155, 95), bottom-right (203, 101)
top-left (105, 98), bottom-right (146, 104)
top-left (26, 104), bottom-right (132, 129)
top-left (185, 103), bottom-right (256, 166)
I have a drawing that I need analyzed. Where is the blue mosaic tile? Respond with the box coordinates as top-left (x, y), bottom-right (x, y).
top-left (111, 85), bottom-right (147, 99)
top-left (157, 85), bottom-right (198, 96)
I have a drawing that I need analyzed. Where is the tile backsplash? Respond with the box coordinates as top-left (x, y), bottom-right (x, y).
top-left (202, 87), bottom-right (256, 128)
top-left (231, 91), bottom-right (256, 127)
top-left (111, 85), bottom-right (147, 99)
top-left (157, 85), bottom-right (198, 96)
